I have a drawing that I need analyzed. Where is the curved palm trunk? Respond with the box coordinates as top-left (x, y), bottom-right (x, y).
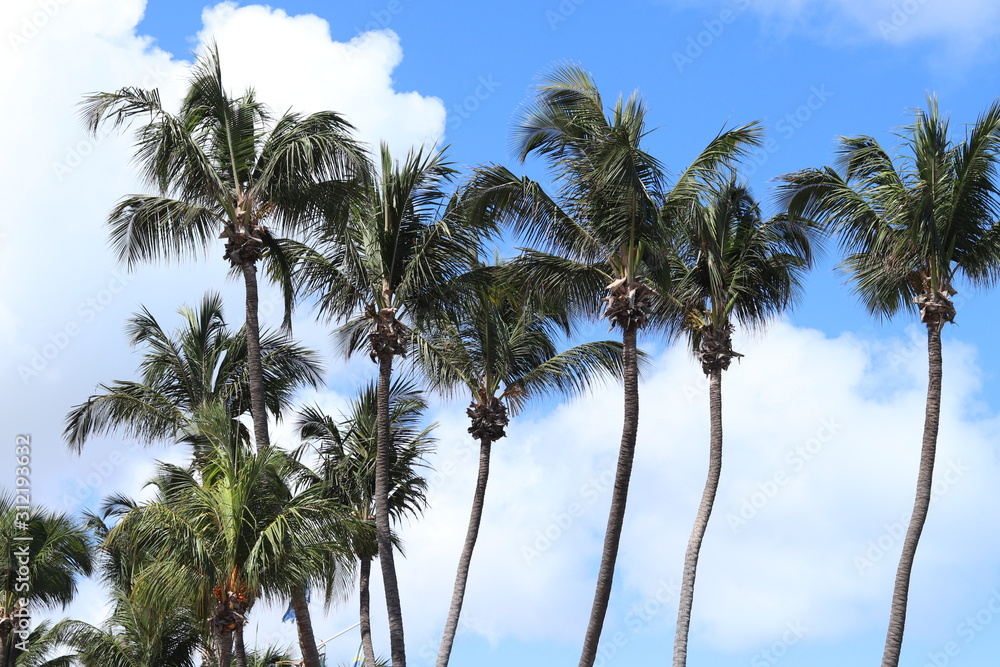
top-left (436, 438), bottom-right (493, 667)
top-left (293, 585), bottom-right (323, 667)
top-left (359, 554), bottom-right (378, 667)
top-left (578, 326), bottom-right (639, 667)
top-left (233, 622), bottom-right (248, 667)
top-left (241, 262), bottom-right (271, 450)
top-left (376, 355), bottom-right (406, 667)
top-left (673, 367), bottom-right (724, 667)
top-left (881, 324), bottom-right (943, 667)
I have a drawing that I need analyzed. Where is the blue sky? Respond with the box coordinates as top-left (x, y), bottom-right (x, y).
top-left (3, 0), bottom-right (1000, 666)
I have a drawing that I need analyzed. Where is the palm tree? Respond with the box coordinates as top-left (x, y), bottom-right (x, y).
top-left (778, 96), bottom-right (1000, 667)
top-left (3, 620), bottom-right (75, 667)
top-left (668, 177), bottom-right (815, 667)
top-left (81, 44), bottom-right (364, 452)
top-left (464, 64), bottom-right (761, 667)
top-left (66, 294), bottom-right (331, 665)
top-left (0, 498), bottom-right (92, 667)
top-left (297, 143), bottom-right (476, 667)
top-left (56, 590), bottom-right (201, 667)
top-left (414, 266), bottom-right (625, 667)
top-left (297, 378), bottom-right (433, 667)
top-left (64, 291), bottom-right (323, 457)
top-left (102, 405), bottom-right (356, 667)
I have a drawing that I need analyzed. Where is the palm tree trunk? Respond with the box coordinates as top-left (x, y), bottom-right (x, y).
top-left (0, 630), bottom-right (9, 667)
top-left (673, 367), bottom-right (724, 667)
top-left (233, 622), bottom-right (248, 667)
top-left (359, 554), bottom-right (378, 667)
top-left (293, 584), bottom-right (323, 667)
top-left (241, 261), bottom-right (271, 450)
top-left (217, 630), bottom-right (234, 667)
top-left (376, 354), bottom-right (406, 667)
top-left (436, 438), bottom-right (493, 667)
top-left (578, 326), bottom-right (639, 667)
top-left (881, 323), bottom-right (943, 667)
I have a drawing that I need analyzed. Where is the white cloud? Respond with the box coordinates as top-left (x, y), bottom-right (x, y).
top-left (748, 0), bottom-right (1000, 51)
top-left (197, 2), bottom-right (446, 156)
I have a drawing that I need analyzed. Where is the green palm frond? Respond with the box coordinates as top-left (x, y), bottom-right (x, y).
top-left (64, 293), bottom-right (323, 453)
top-left (0, 497), bottom-right (93, 614)
top-left (779, 94), bottom-right (1000, 320)
top-left (671, 177), bottom-right (816, 353)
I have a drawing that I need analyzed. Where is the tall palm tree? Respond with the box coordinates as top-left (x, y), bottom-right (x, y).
top-left (0, 498), bottom-right (92, 667)
top-left (81, 44), bottom-right (364, 452)
top-left (464, 64), bottom-right (761, 667)
top-left (64, 291), bottom-right (323, 457)
top-left (668, 177), bottom-right (815, 667)
top-left (778, 96), bottom-right (1000, 667)
top-left (102, 405), bottom-right (356, 667)
top-left (414, 266), bottom-right (625, 667)
top-left (298, 143), bottom-right (476, 667)
top-left (297, 378), bottom-right (433, 667)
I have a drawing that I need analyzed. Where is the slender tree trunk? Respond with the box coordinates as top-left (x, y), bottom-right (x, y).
top-left (376, 354), bottom-right (406, 667)
top-left (233, 622), bottom-right (248, 667)
top-left (436, 438), bottom-right (493, 667)
top-left (217, 630), bottom-right (234, 667)
top-left (241, 261), bottom-right (270, 450)
top-left (673, 367), bottom-right (724, 667)
top-left (359, 554), bottom-right (378, 667)
top-left (881, 323), bottom-right (943, 667)
top-left (578, 326), bottom-right (640, 667)
top-left (0, 630), bottom-right (9, 667)
top-left (293, 584), bottom-right (323, 667)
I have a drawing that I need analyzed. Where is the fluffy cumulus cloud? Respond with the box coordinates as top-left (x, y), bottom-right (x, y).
top-left (196, 2), bottom-right (445, 155)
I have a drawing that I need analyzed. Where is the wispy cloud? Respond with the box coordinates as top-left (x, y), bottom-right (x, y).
top-left (750, 0), bottom-right (1000, 52)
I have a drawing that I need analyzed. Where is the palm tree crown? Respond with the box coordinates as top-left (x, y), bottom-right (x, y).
top-left (64, 292), bottom-right (323, 455)
top-left (0, 498), bottom-right (93, 667)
